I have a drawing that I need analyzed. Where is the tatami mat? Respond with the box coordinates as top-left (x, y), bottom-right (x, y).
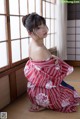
top-left (2, 67), bottom-right (80, 119)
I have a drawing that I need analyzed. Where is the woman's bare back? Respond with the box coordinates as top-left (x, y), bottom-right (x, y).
top-left (29, 42), bottom-right (52, 61)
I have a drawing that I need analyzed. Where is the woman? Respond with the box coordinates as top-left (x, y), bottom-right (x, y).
top-left (22, 13), bottom-right (80, 112)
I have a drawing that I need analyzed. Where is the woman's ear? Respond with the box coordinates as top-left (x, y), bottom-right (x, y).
top-left (27, 30), bottom-right (32, 36)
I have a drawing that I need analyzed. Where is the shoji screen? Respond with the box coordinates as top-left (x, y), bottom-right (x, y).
top-left (67, 3), bottom-right (80, 61)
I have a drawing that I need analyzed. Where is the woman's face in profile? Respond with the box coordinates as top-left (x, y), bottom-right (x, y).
top-left (33, 24), bottom-right (49, 39)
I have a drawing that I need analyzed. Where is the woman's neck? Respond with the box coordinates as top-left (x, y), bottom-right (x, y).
top-left (31, 38), bottom-right (44, 46)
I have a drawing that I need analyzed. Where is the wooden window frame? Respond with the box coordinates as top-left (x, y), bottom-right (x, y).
top-left (0, 0), bottom-right (56, 73)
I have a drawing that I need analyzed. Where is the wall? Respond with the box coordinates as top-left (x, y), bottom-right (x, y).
top-left (0, 63), bottom-right (27, 110)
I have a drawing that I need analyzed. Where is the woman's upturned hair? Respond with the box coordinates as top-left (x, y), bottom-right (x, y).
top-left (22, 13), bottom-right (46, 32)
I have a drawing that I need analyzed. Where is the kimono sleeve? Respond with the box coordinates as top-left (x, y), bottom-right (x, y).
top-left (57, 58), bottom-right (74, 76)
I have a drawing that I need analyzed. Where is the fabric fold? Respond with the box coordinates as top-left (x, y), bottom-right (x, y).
top-left (24, 56), bottom-right (80, 112)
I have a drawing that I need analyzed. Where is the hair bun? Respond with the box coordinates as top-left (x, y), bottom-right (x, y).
top-left (22, 14), bottom-right (30, 27)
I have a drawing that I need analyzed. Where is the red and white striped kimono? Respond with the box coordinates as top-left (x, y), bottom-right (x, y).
top-left (24, 56), bottom-right (80, 112)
